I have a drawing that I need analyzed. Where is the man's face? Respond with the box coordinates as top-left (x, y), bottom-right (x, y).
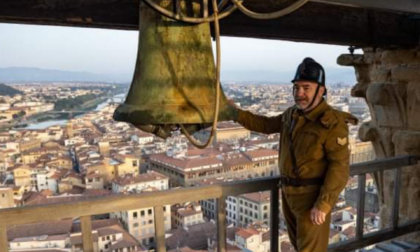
top-left (293, 81), bottom-right (324, 111)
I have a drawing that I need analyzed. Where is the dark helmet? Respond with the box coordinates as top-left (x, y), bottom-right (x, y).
top-left (291, 57), bottom-right (325, 86)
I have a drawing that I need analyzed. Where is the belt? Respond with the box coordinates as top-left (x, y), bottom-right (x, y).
top-left (279, 175), bottom-right (324, 187)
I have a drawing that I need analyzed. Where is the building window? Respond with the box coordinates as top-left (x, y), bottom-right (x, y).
top-left (133, 212), bottom-right (138, 219)
top-left (263, 205), bottom-right (268, 211)
top-left (132, 160), bottom-right (138, 167)
top-left (148, 209), bottom-right (153, 215)
top-left (263, 213), bottom-right (268, 219)
top-left (254, 205), bottom-right (258, 210)
top-left (141, 210), bottom-right (145, 217)
top-left (133, 223), bottom-right (139, 228)
top-left (148, 219), bottom-right (153, 224)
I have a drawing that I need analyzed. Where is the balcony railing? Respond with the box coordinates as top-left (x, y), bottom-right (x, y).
top-left (0, 155), bottom-right (419, 252)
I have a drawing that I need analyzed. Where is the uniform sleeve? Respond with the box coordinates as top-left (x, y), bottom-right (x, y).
top-left (314, 119), bottom-right (350, 214)
top-left (236, 109), bottom-right (282, 134)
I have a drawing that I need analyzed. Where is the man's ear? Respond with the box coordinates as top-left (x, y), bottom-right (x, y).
top-left (319, 86), bottom-right (326, 97)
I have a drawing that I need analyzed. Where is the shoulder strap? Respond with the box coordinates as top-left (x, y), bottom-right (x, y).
top-left (288, 109), bottom-right (300, 178)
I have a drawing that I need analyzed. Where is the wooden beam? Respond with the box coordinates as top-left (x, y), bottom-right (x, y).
top-left (0, 1), bottom-right (419, 47)
top-left (350, 155), bottom-right (420, 176)
top-left (0, 177), bottom-right (279, 226)
top-left (218, 2), bottom-right (420, 47)
top-left (217, 196), bottom-right (227, 252)
top-left (356, 174), bottom-right (366, 239)
top-left (154, 206), bottom-right (166, 252)
top-left (270, 189), bottom-right (279, 252)
top-left (0, 225), bottom-right (8, 252)
top-left (392, 168), bottom-right (402, 229)
top-left (80, 216), bottom-right (94, 252)
top-left (311, 0), bottom-right (420, 14)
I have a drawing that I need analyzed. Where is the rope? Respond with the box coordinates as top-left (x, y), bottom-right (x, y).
top-left (142, 0), bottom-right (236, 23)
top-left (140, 0), bottom-right (310, 148)
top-left (179, 0), bottom-right (221, 149)
top-left (230, 0), bottom-right (309, 20)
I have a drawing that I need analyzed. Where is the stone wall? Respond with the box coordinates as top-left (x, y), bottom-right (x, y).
top-left (338, 48), bottom-right (420, 242)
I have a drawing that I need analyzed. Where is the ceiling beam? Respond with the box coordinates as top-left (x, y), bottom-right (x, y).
top-left (0, 0), bottom-right (419, 47)
top-left (218, 2), bottom-right (420, 47)
top-left (311, 0), bottom-right (420, 15)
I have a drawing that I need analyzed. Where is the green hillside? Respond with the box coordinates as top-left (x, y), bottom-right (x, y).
top-left (0, 83), bottom-right (23, 97)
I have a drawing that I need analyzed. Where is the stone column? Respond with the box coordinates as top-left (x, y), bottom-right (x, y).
top-left (338, 48), bottom-right (420, 241)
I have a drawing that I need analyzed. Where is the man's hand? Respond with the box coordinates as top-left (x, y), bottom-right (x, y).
top-left (226, 99), bottom-right (239, 121)
top-left (310, 207), bottom-right (326, 225)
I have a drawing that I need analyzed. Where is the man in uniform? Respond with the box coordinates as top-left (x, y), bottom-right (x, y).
top-left (230, 58), bottom-right (358, 252)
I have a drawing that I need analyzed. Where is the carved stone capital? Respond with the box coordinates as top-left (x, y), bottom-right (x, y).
top-left (392, 130), bottom-right (420, 155)
top-left (366, 83), bottom-right (390, 106)
top-left (358, 122), bottom-right (378, 142)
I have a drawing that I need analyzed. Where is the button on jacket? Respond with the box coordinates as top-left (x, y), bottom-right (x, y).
top-left (236, 99), bottom-right (358, 213)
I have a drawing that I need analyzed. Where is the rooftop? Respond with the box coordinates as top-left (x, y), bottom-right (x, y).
top-left (113, 171), bottom-right (169, 186)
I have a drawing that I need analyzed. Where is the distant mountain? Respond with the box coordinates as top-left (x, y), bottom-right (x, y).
top-left (0, 67), bottom-right (131, 83)
top-left (0, 66), bottom-right (357, 85)
top-left (0, 83), bottom-right (23, 96)
top-left (326, 68), bottom-right (357, 85)
top-left (221, 68), bottom-right (356, 85)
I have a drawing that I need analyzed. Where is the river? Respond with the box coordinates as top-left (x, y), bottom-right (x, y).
top-left (24, 93), bottom-right (126, 130)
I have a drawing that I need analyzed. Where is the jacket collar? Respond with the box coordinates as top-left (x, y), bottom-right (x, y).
top-left (293, 99), bottom-right (328, 122)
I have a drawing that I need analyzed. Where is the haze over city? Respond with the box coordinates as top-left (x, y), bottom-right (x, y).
top-left (0, 23), bottom-right (358, 83)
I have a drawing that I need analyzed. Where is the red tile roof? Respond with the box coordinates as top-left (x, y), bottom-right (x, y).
top-left (236, 228), bottom-right (259, 239)
top-left (240, 191), bottom-right (271, 203)
top-left (244, 149), bottom-right (278, 160)
top-left (150, 154), bottom-right (222, 170)
top-left (113, 171), bottom-right (168, 186)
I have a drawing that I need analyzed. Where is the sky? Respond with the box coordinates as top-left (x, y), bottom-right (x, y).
top-left (0, 23), bottom-right (358, 77)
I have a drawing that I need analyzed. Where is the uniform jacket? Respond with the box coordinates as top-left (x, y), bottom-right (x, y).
top-left (236, 99), bottom-right (358, 213)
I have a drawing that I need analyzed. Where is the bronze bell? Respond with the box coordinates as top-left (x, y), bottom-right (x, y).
top-left (113, 0), bottom-right (236, 139)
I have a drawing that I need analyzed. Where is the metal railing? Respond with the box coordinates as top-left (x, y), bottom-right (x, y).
top-left (329, 155), bottom-right (420, 252)
top-left (0, 175), bottom-right (280, 252)
top-left (0, 155), bottom-right (419, 252)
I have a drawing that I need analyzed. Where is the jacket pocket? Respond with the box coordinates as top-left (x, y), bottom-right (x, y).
top-left (294, 130), bottom-right (324, 163)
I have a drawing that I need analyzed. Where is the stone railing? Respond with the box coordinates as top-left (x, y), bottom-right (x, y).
top-left (0, 155), bottom-right (419, 252)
